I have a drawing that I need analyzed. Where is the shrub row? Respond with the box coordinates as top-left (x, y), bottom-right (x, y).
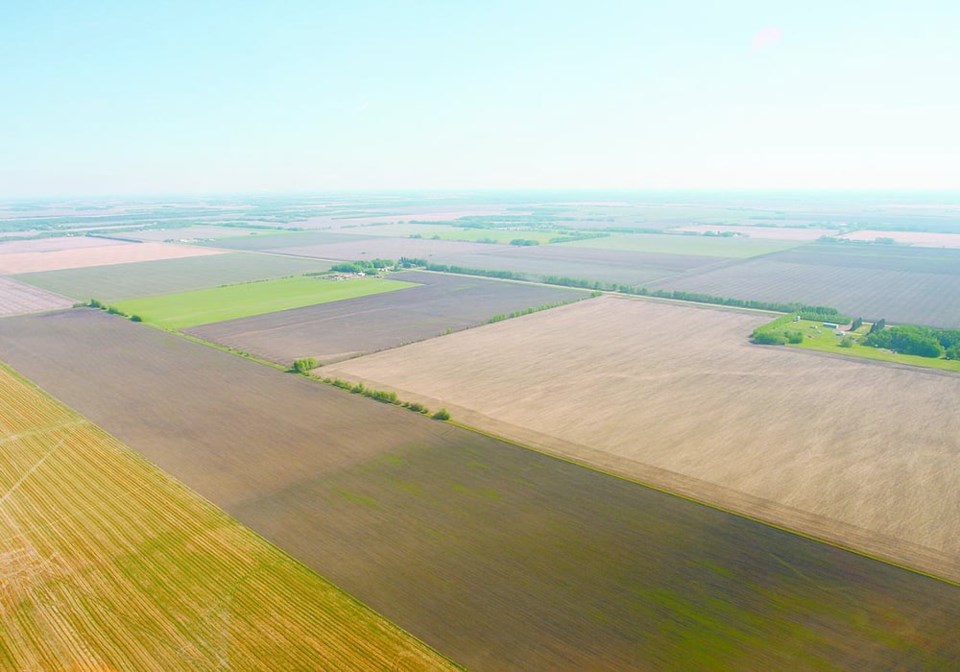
top-left (321, 377), bottom-right (450, 420)
top-left (83, 299), bottom-right (142, 323)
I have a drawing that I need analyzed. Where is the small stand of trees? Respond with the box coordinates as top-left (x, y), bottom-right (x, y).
top-left (84, 298), bottom-right (141, 323)
top-left (291, 358), bottom-right (317, 374)
top-left (863, 324), bottom-right (960, 359)
top-left (330, 259), bottom-right (394, 273)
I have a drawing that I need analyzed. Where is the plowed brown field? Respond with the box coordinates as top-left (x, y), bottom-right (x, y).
top-left (327, 295), bottom-right (960, 581)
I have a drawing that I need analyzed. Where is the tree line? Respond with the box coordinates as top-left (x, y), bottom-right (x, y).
top-left (863, 324), bottom-right (960, 359)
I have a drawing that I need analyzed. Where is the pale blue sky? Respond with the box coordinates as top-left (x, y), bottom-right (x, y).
top-left (1, 1), bottom-right (958, 196)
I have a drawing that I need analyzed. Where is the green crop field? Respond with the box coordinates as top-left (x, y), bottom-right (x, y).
top-left (114, 275), bottom-right (419, 329)
top-left (756, 317), bottom-right (960, 373)
top-left (0, 363), bottom-right (454, 671)
top-left (560, 232), bottom-right (805, 257)
top-left (342, 222), bottom-right (593, 245)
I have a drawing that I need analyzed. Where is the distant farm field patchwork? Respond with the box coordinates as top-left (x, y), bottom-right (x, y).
top-left (672, 225), bottom-right (837, 241)
top-left (1, 309), bottom-right (959, 670)
top-left (338, 222), bottom-right (585, 245)
top-left (0, 276), bottom-right (72, 316)
top-left (431, 245), bottom-right (721, 286)
top-left (269, 236), bottom-right (494, 261)
top-left (559, 232), bottom-right (804, 257)
top-left (195, 229), bottom-right (373, 251)
top-left (114, 275), bottom-right (418, 329)
top-left (14, 252), bottom-right (333, 301)
top-left (652, 243), bottom-right (960, 327)
top-left (188, 271), bottom-right (589, 364)
top-left (839, 230), bottom-right (960, 248)
top-left (0, 364), bottom-right (454, 671)
top-left (0, 235), bottom-right (128, 255)
top-left (0, 241), bottom-right (223, 274)
top-left (119, 225), bottom-right (285, 242)
top-left (326, 296), bottom-right (960, 579)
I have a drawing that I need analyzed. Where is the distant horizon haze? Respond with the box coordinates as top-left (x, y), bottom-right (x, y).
top-left (2, 1), bottom-right (958, 197)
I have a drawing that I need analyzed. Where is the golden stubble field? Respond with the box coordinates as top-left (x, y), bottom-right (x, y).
top-left (0, 364), bottom-right (453, 671)
top-left (327, 295), bottom-right (960, 580)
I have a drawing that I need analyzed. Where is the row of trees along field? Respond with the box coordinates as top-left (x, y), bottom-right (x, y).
top-left (863, 323), bottom-right (960, 359)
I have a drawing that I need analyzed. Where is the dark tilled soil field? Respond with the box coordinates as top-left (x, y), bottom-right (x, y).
top-left (1, 309), bottom-right (959, 671)
top-left (187, 271), bottom-right (589, 364)
top-left (652, 243), bottom-right (960, 327)
top-left (431, 244), bottom-right (723, 286)
top-left (14, 252), bottom-right (332, 301)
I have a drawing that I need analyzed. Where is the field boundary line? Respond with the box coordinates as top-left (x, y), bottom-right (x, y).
top-left (760, 339), bottom-right (960, 378)
top-left (112, 302), bottom-right (960, 587)
top-left (180, 308), bottom-right (960, 588)
top-left (0, 360), bottom-right (466, 672)
top-left (443, 418), bottom-right (960, 587)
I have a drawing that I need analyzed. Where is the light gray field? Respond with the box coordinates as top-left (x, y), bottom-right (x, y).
top-left (0, 276), bottom-right (73, 316)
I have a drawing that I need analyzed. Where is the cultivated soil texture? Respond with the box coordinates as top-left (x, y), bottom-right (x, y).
top-left (119, 225), bottom-right (279, 242)
top-left (270, 236), bottom-right (495, 261)
top-left (652, 242), bottom-right (960, 327)
top-left (559, 232), bottom-right (803, 257)
top-left (0, 277), bottom-right (72, 317)
top-left (188, 271), bottom-right (589, 364)
top-left (326, 296), bottom-right (960, 581)
top-left (0, 236), bottom-right (128, 255)
top-left (1, 309), bottom-right (959, 670)
top-left (0, 364), bottom-right (453, 671)
top-left (0, 241), bottom-right (224, 274)
top-left (14, 252), bottom-right (332, 301)
top-left (431, 245), bottom-right (721, 286)
top-left (196, 230), bottom-right (370, 252)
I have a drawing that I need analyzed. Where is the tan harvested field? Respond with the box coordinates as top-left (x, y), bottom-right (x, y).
top-left (673, 224), bottom-right (838, 240)
top-left (0, 277), bottom-right (72, 316)
top-left (327, 295), bottom-right (960, 580)
top-left (0, 364), bottom-right (453, 671)
top-left (840, 230), bottom-right (960, 247)
top-left (0, 241), bottom-right (224, 274)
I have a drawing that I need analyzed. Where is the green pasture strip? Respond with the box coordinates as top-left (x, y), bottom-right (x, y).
top-left (759, 318), bottom-right (960, 373)
top-left (115, 276), bottom-right (419, 329)
top-left (560, 232), bottom-right (805, 258)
